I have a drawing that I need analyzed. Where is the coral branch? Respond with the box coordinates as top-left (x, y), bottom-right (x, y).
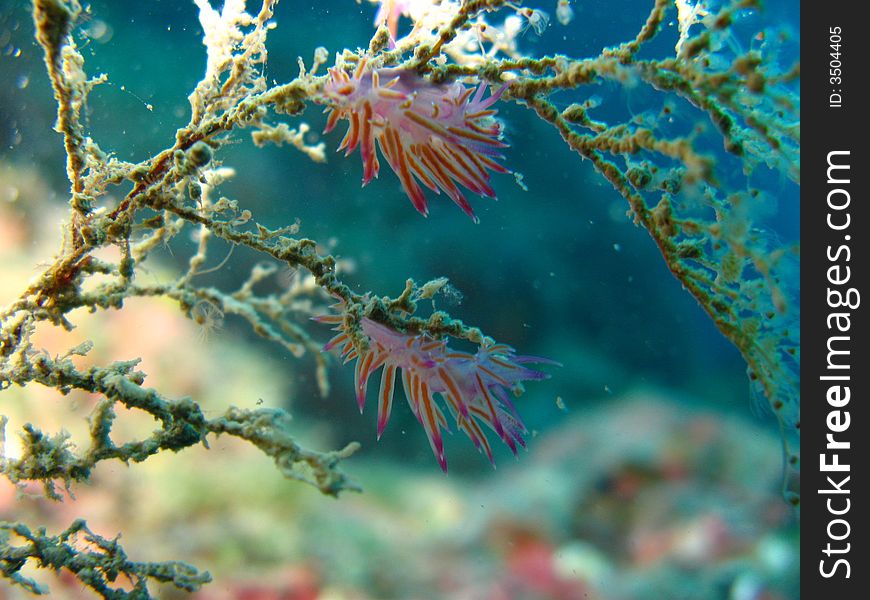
top-left (0, 519), bottom-right (211, 598)
top-left (1, 354), bottom-right (359, 498)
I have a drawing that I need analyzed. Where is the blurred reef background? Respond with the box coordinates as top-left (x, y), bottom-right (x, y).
top-left (0, 0), bottom-right (798, 598)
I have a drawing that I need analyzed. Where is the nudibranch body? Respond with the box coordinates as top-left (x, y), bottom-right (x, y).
top-left (315, 307), bottom-right (556, 472)
top-left (322, 60), bottom-right (509, 223)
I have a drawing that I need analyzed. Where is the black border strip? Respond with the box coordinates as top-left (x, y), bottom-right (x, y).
top-left (803, 0), bottom-right (867, 595)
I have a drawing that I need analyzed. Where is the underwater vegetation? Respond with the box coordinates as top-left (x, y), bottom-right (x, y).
top-left (0, 0), bottom-right (798, 597)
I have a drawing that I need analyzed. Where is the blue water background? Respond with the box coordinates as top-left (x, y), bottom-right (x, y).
top-left (0, 0), bottom-right (800, 472)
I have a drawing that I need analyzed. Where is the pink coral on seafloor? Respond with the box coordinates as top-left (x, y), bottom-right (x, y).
top-left (314, 306), bottom-right (557, 472)
top-left (322, 59), bottom-right (509, 223)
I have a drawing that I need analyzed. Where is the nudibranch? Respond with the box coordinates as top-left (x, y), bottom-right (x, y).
top-left (322, 59), bottom-right (509, 223)
top-left (315, 305), bottom-right (557, 471)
